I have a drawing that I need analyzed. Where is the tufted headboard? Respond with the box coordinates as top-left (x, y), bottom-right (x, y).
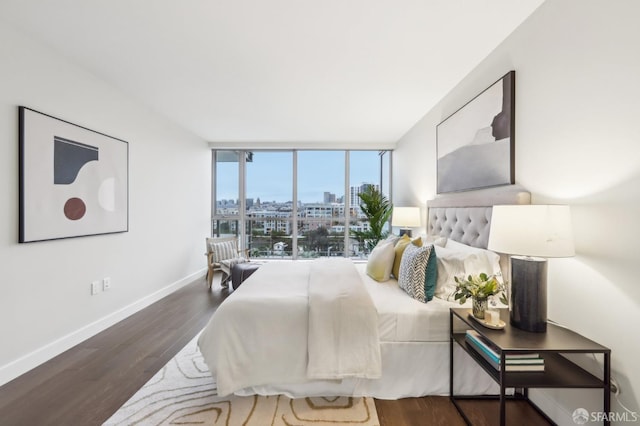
top-left (427, 185), bottom-right (531, 249)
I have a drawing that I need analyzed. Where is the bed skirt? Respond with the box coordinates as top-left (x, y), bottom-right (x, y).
top-left (233, 341), bottom-right (499, 399)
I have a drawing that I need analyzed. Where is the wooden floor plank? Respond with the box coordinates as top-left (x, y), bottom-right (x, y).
top-left (0, 276), bottom-right (228, 426)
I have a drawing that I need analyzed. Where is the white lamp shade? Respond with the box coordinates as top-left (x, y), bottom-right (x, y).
top-left (488, 205), bottom-right (575, 258)
top-left (392, 207), bottom-right (421, 227)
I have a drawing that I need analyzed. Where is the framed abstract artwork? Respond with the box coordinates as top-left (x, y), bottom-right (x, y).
top-left (436, 71), bottom-right (515, 193)
top-left (19, 107), bottom-right (129, 243)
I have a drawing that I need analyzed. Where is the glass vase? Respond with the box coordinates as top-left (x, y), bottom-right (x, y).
top-left (472, 297), bottom-right (488, 319)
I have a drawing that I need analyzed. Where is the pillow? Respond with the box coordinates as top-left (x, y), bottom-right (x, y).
top-left (397, 243), bottom-right (434, 303)
top-left (365, 241), bottom-right (395, 282)
top-left (433, 245), bottom-right (500, 302)
top-left (420, 234), bottom-right (448, 247)
top-left (210, 240), bottom-right (238, 263)
top-left (444, 240), bottom-right (503, 283)
top-left (375, 234), bottom-right (400, 249)
top-left (424, 246), bottom-right (438, 301)
top-left (392, 235), bottom-right (423, 279)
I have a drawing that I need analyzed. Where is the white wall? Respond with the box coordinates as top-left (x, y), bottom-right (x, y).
top-left (0, 23), bottom-right (211, 384)
top-left (394, 0), bottom-right (640, 423)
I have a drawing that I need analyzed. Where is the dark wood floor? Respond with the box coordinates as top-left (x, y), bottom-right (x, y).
top-left (0, 272), bottom-right (550, 426)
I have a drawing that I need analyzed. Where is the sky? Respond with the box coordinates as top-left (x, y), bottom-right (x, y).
top-left (215, 150), bottom-right (385, 203)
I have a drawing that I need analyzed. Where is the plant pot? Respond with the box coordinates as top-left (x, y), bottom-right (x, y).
top-left (472, 297), bottom-right (488, 319)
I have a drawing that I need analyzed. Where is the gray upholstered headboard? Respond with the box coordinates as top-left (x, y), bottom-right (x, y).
top-left (427, 185), bottom-right (531, 249)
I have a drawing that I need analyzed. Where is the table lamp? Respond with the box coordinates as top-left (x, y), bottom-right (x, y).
top-left (392, 207), bottom-right (421, 237)
top-left (487, 205), bottom-right (574, 332)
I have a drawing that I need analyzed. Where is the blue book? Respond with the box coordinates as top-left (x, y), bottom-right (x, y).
top-left (465, 335), bottom-right (500, 369)
top-left (465, 330), bottom-right (545, 371)
top-left (465, 330), bottom-right (500, 363)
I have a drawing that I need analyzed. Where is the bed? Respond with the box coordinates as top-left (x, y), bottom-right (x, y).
top-left (198, 185), bottom-right (531, 399)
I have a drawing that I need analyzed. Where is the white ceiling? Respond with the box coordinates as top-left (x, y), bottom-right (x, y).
top-left (1, 0), bottom-right (544, 146)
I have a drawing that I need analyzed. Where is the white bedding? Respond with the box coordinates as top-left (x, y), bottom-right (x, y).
top-left (198, 259), bottom-right (381, 396)
top-left (358, 263), bottom-right (468, 342)
top-left (307, 259), bottom-right (381, 380)
top-left (198, 258), bottom-right (497, 398)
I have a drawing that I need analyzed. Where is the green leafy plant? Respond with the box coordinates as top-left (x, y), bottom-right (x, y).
top-left (453, 273), bottom-right (508, 305)
top-left (350, 185), bottom-right (393, 253)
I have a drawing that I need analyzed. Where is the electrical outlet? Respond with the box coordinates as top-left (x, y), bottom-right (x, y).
top-left (103, 277), bottom-right (111, 291)
top-left (91, 281), bottom-right (101, 295)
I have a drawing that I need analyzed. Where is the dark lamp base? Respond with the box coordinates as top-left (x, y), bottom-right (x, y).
top-left (510, 256), bottom-right (548, 333)
top-left (398, 229), bottom-right (412, 237)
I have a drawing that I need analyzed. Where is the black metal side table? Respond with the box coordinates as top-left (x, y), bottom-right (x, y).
top-left (450, 308), bottom-right (611, 425)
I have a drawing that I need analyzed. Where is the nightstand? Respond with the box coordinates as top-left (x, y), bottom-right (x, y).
top-left (449, 308), bottom-right (611, 426)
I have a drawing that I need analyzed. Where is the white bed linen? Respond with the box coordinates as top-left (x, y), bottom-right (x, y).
top-left (236, 343), bottom-right (499, 399)
top-left (307, 259), bottom-right (381, 380)
top-left (198, 259), bottom-right (380, 397)
top-left (357, 263), bottom-right (470, 342)
top-left (199, 259), bottom-right (498, 399)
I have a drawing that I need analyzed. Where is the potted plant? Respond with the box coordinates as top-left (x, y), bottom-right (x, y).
top-left (453, 273), bottom-right (508, 319)
top-left (350, 186), bottom-right (393, 253)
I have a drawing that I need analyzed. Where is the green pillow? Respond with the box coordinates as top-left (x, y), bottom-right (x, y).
top-left (397, 243), bottom-right (437, 303)
top-left (424, 245), bottom-right (437, 301)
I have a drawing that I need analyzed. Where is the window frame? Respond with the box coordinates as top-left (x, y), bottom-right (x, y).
top-left (212, 149), bottom-right (392, 259)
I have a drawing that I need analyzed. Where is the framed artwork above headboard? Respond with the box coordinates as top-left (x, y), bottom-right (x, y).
top-left (436, 71), bottom-right (515, 194)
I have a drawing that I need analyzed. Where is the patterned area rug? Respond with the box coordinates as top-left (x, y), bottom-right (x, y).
top-left (103, 334), bottom-right (380, 426)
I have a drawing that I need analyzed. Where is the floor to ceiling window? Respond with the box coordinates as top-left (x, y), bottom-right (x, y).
top-left (348, 151), bottom-right (390, 257)
top-left (212, 149), bottom-right (391, 259)
top-left (212, 150), bottom-right (240, 238)
top-left (245, 151), bottom-right (293, 258)
top-left (297, 151), bottom-right (346, 258)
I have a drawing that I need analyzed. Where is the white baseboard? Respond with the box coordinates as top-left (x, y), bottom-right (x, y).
top-left (0, 269), bottom-right (207, 387)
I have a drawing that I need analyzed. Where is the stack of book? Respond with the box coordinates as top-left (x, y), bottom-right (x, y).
top-left (465, 330), bottom-right (545, 372)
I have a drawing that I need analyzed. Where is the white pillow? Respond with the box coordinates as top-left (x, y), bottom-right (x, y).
top-left (375, 234), bottom-right (400, 249)
top-left (420, 233), bottom-right (448, 247)
top-left (366, 241), bottom-right (395, 282)
top-left (444, 240), bottom-right (503, 283)
top-left (433, 245), bottom-right (502, 302)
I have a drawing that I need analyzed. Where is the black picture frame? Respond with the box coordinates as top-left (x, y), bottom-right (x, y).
top-left (436, 71), bottom-right (515, 194)
top-left (19, 107), bottom-right (129, 243)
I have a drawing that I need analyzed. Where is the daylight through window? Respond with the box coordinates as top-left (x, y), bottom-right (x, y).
top-left (212, 150), bottom-right (391, 260)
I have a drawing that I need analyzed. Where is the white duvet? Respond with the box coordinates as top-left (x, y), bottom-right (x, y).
top-left (198, 258), bottom-right (381, 396)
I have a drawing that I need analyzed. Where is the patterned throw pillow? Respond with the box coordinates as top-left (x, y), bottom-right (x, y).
top-left (398, 243), bottom-right (434, 303)
top-left (392, 235), bottom-right (423, 279)
top-left (210, 240), bottom-right (238, 263)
